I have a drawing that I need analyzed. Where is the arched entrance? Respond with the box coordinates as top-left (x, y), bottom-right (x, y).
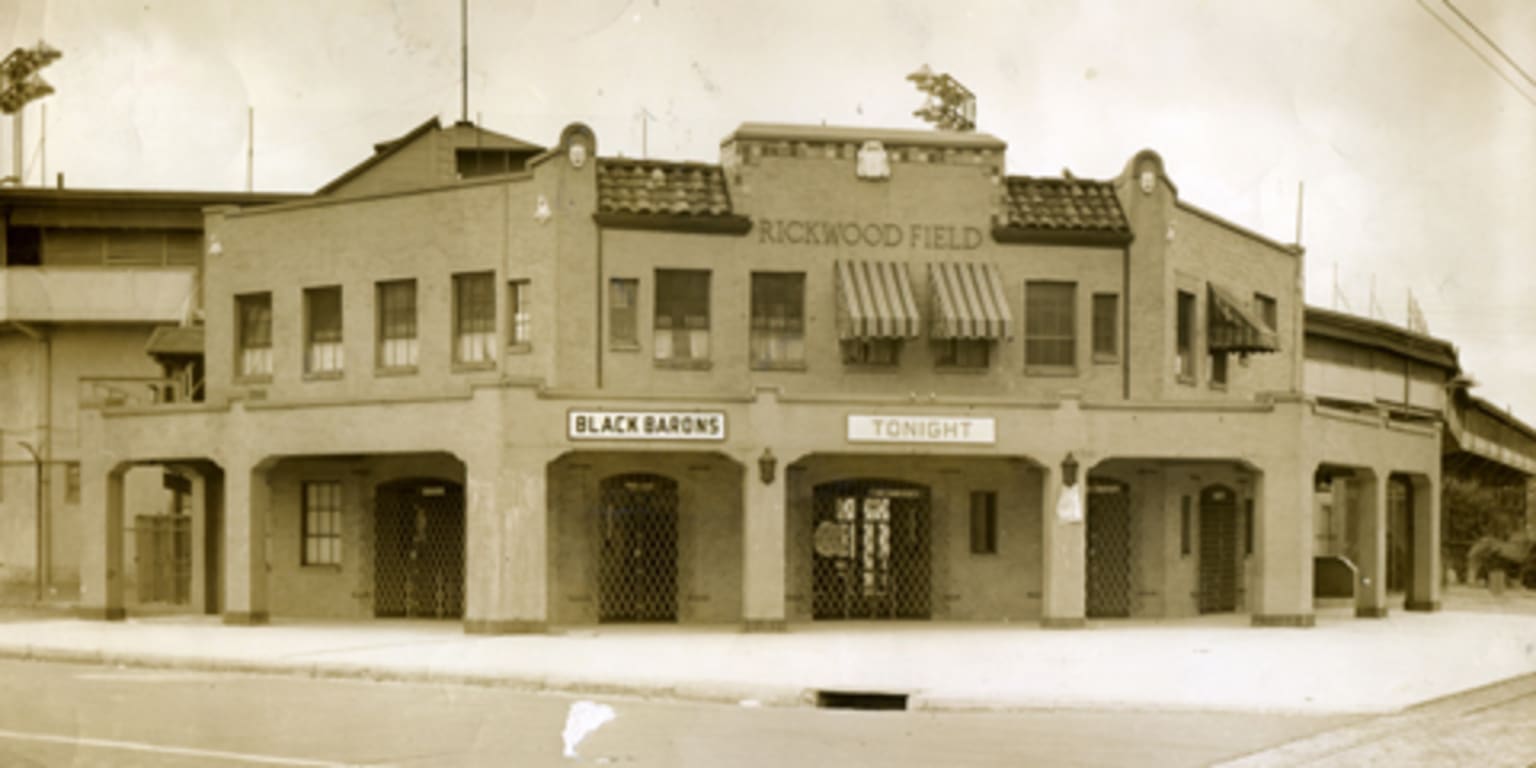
top-left (596, 473), bottom-right (679, 623)
top-left (374, 478), bottom-right (464, 618)
top-left (1198, 484), bottom-right (1239, 614)
top-left (811, 478), bottom-right (931, 620)
top-left (1086, 479), bottom-right (1133, 618)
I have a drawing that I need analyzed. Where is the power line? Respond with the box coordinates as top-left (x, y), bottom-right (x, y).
top-left (1414, 0), bottom-right (1536, 109)
top-left (1442, 0), bottom-right (1536, 90)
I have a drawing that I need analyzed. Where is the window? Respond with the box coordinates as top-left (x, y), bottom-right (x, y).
top-left (654, 269), bottom-right (710, 364)
top-left (301, 481), bottom-right (343, 566)
top-left (1245, 498), bottom-right (1255, 556)
top-left (236, 292), bottom-right (273, 378)
top-left (1176, 290), bottom-right (1195, 382)
top-left (1092, 293), bottom-right (1118, 360)
top-left (609, 278), bottom-right (639, 349)
top-left (64, 462), bottom-right (80, 504)
top-left (304, 286), bottom-right (343, 375)
top-left (1025, 281), bottom-right (1076, 369)
top-left (970, 491), bottom-right (998, 554)
top-left (1180, 495), bottom-right (1192, 556)
top-left (936, 339), bottom-right (989, 368)
top-left (750, 272), bottom-right (805, 368)
top-left (452, 272), bottom-right (496, 365)
top-left (841, 339), bottom-right (900, 366)
top-left (506, 278), bottom-right (532, 350)
top-left (1255, 292), bottom-right (1278, 331)
top-left (1210, 349), bottom-right (1228, 388)
top-left (376, 280), bottom-right (418, 370)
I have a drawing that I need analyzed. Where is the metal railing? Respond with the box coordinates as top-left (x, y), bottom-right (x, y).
top-left (78, 372), bottom-right (203, 408)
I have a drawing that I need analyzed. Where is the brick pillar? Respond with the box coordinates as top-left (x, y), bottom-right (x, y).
top-left (1407, 473), bottom-right (1442, 611)
top-left (1041, 461), bottom-right (1085, 628)
top-left (1250, 460), bottom-right (1316, 627)
top-left (464, 449), bottom-right (547, 634)
top-left (1354, 469), bottom-right (1388, 618)
top-left (223, 460), bottom-right (270, 625)
top-left (77, 463), bottom-right (127, 620)
top-left (742, 449), bottom-right (786, 632)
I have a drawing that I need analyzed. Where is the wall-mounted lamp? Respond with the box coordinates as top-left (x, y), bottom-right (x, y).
top-left (758, 447), bottom-right (777, 485)
top-left (1061, 452), bottom-right (1079, 488)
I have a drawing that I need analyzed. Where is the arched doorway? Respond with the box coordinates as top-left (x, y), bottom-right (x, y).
top-left (1198, 484), bottom-right (1239, 613)
top-left (373, 478), bottom-right (465, 619)
top-left (596, 473), bottom-right (679, 622)
top-left (1086, 479), bottom-right (1133, 618)
top-left (811, 479), bottom-right (931, 620)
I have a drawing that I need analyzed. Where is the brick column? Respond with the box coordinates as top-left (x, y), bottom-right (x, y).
top-left (464, 449), bottom-right (548, 634)
top-left (223, 460), bottom-right (270, 625)
top-left (742, 448), bottom-right (787, 632)
top-left (77, 462), bottom-right (127, 621)
top-left (1041, 461), bottom-right (1085, 628)
top-left (1407, 474), bottom-right (1442, 611)
top-left (1355, 469), bottom-right (1389, 618)
top-left (1250, 460), bottom-right (1316, 627)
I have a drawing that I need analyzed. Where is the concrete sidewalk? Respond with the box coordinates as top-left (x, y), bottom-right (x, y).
top-left (2, 586), bottom-right (1534, 715)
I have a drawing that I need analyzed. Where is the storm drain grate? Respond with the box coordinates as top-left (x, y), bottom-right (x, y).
top-left (814, 690), bottom-right (909, 711)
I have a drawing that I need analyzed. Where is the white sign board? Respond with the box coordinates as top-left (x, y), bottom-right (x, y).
top-left (568, 410), bottom-right (726, 441)
top-left (846, 414), bottom-right (996, 445)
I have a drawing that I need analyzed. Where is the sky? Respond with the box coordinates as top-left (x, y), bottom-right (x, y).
top-left (2, 0), bottom-right (1533, 418)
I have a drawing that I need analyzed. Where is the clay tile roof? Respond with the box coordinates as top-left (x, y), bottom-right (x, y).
top-left (596, 158), bottom-right (735, 218)
top-left (1000, 176), bottom-right (1129, 235)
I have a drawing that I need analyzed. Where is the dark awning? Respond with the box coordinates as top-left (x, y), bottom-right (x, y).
top-left (144, 325), bottom-right (204, 358)
top-left (1208, 283), bottom-right (1278, 354)
top-left (834, 260), bottom-right (920, 340)
top-left (928, 262), bottom-right (1012, 340)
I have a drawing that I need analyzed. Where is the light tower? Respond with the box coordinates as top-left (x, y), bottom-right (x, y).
top-left (907, 64), bottom-right (976, 132)
top-left (0, 40), bottom-right (62, 186)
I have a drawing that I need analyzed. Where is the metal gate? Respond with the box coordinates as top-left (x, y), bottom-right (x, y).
top-left (1198, 484), bottom-right (1238, 613)
top-left (1086, 480), bottom-right (1133, 618)
top-left (1387, 476), bottom-right (1413, 592)
top-left (374, 480), bottom-right (464, 619)
top-left (812, 479), bottom-right (931, 620)
top-left (597, 474), bottom-right (679, 622)
top-left (134, 515), bottom-right (191, 604)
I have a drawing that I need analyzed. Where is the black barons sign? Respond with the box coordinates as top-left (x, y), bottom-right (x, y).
top-left (758, 219), bottom-right (983, 251)
top-left (568, 410), bottom-right (727, 442)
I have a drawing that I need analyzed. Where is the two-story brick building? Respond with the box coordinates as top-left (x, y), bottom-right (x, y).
top-left (76, 118), bottom-right (1448, 631)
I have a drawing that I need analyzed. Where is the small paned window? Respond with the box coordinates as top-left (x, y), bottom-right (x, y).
top-left (655, 269), bottom-right (710, 364)
top-left (609, 278), bottom-right (639, 349)
top-left (1176, 290), bottom-right (1196, 382)
top-left (506, 279), bottom-right (532, 350)
top-left (302, 481), bottom-right (343, 566)
top-left (304, 286), bottom-right (344, 375)
top-left (970, 491), bottom-right (998, 554)
top-left (1180, 495), bottom-right (1192, 556)
top-left (236, 292), bottom-right (273, 378)
top-left (841, 339), bottom-right (900, 366)
top-left (65, 462), bottom-right (80, 504)
top-left (1025, 281), bottom-right (1076, 369)
top-left (1092, 293), bottom-right (1119, 360)
top-left (376, 280), bottom-right (418, 370)
top-left (936, 339), bottom-right (989, 369)
top-left (1245, 498), bottom-right (1255, 556)
top-left (1210, 350), bottom-right (1228, 388)
top-left (1255, 293), bottom-right (1278, 331)
top-left (750, 272), bottom-right (805, 368)
top-left (452, 272), bottom-right (496, 365)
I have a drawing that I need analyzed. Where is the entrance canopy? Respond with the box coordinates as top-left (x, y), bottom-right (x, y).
top-left (928, 262), bottom-right (1013, 340)
top-left (1208, 282), bottom-right (1279, 354)
top-left (834, 260), bottom-right (921, 340)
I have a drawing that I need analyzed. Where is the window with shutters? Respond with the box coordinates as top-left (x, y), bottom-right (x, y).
top-left (376, 279), bottom-right (418, 371)
top-left (304, 286), bottom-right (344, 376)
top-left (750, 272), bottom-right (805, 369)
top-left (654, 269), bottom-right (710, 366)
top-left (1025, 281), bottom-right (1076, 371)
top-left (236, 292), bottom-right (273, 379)
top-left (609, 278), bottom-right (639, 349)
top-left (452, 272), bottom-right (496, 365)
top-left (1092, 293), bottom-right (1118, 361)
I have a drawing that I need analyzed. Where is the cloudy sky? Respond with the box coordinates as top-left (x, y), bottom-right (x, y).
top-left (3, 0), bottom-right (1533, 416)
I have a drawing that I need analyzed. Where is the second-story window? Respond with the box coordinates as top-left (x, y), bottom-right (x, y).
top-left (236, 292), bottom-right (273, 379)
top-left (1210, 349), bottom-right (1229, 388)
top-left (304, 286), bottom-right (343, 375)
top-left (377, 279), bottom-right (418, 371)
top-left (609, 278), bottom-right (639, 349)
top-left (1176, 289), bottom-right (1196, 382)
top-left (1025, 281), bottom-right (1076, 371)
top-left (655, 269), bottom-right (709, 365)
top-left (1092, 293), bottom-right (1119, 361)
top-left (507, 279), bottom-right (532, 350)
top-left (936, 339), bottom-right (989, 368)
top-left (750, 272), bottom-right (804, 369)
top-left (1255, 292), bottom-right (1278, 331)
top-left (452, 272), bottom-right (496, 365)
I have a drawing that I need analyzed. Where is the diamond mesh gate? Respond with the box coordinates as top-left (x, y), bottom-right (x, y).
top-left (1086, 480), bottom-right (1133, 618)
top-left (597, 474), bottom-right (679, 623)
top-left (812, 479), bottom-right (931, 620)
top-left (374, 480), bottom-right (464, 619)
top-left (133, 515), bottom-right (191, 605)
top-left (1198, 485), bottom-right (1238, 614)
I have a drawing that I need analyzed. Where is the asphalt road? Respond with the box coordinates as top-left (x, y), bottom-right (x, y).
top-left (0, 658), bottom-right (1350, 767)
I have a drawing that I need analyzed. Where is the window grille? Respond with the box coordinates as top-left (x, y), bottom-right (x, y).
top-left (654, 269), bottom-right (710, 362)
top-left (452, 272), bottom-right (496, 364)
top-left (377, 280), bottom-right (418, 369)
top-left (305, 286), bottom-right (344, 374)
top-left (506, 279), bottom-right (531, 349)
top-left (302, 481), bottom-right (343, 566)
top-left (750, 272), bottom-right (805, 367)
top-left (1092, 293), bottom-right (1118, 359)
top-left (236, 292), bottom-right (273, 377)
top-left (1025, 281), bottom-right (1076, 368)
top-left (609, 278), bottom-right (639, 348)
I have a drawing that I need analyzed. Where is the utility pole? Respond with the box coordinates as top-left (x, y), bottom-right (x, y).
top-left (460, 0), bottom-right (469, 123)
top-left (637, 108), bottom-right (655, 158)
top-left (245, 106), bottom-right (254, 192)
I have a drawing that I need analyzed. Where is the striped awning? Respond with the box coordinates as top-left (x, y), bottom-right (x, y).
top-left (928, 262), bottom-right (1013, 340)
top-left (1208, 282), bottom-right (1279, 354)
top-left (834, 260), bottom-right (921, 340)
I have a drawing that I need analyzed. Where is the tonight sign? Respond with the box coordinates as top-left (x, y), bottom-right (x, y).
top-left (847, 414), bottom-right (996, 445)
top-left (568, 410), bottom-right (727, 441)
top-left (758, 219), bottom-right (984, 250)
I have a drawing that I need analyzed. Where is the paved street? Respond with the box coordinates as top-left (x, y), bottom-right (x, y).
top-left (0, 659), bottom-right (1348, 767)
